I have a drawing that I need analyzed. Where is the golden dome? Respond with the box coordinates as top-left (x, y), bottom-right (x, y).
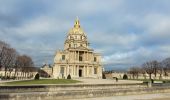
top-left (68, 17), bottom-right (86, 35)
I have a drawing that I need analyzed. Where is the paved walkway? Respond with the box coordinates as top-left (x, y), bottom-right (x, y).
top-left (75, 79), bottom-right (142, 84)
top-left (0, 78), bottom-right (143, 85)
top-left (74, 93), bottom-right (170, 100)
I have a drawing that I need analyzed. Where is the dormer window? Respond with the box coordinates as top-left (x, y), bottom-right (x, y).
top-left (62, 55), bottom-right (65, 60)
top-left (94, 57), bottom-right (97, 62)
top-left (81, 36), bottom-right (84, 39)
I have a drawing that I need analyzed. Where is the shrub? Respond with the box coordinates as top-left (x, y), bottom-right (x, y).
top-left (11, 76), bottom-right (16, 80)
top-left (151, 79), bottom-right (154, 83)
top-left (123, 74), bottom-right (128, 80)
top-left (34, 73), bottom-right (40, 80)
top-left (143, 81), bottom-right (149, 84)
top-left (67, 74), bottom-right (71, 79)
top-left (116, 77), bottom-right (118, 82)
top-left (1, 76), bottom-right (6, 80)
top-left (102, 74), bottom-right (106, 79)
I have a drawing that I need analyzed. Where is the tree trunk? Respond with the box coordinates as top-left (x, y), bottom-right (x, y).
top-left (14, 68), bottom-right (17, 79)
top-left (4, 67), bottom-right (7, 78)
top-left (133, 74), bottom-right (134, 79)
top-left (149, 73), bottom-right (152, 79)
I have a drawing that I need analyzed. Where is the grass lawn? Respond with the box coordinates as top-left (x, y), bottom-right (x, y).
top-left (2, 79), bottom-right (80, 85)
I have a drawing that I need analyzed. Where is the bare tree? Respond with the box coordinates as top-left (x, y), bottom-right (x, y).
top-left (0, 40), bottom-right (10, 68)
top-left (142, 61), bottom-right (158, 80)
top-left (152, 60), bottom-right (159, 78)
top-left (0, 40), bottom-right (35, 80)
top-left (140, 68), bottom-right (146, 79)
top-left (1, 46), bottom-right (17, 78)
top-left (16, 55), bottom-right (34, 79)
top-left (157, 62), bottom-right (163, 79)
top-left (161, 58), bottom-right (170, 77)
top-left (128, 67), bottom-right (140, 79)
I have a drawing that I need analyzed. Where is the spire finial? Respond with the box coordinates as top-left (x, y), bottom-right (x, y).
top-left (74, 16), bottom-right (80, 28)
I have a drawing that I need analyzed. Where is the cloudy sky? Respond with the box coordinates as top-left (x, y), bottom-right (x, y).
top-left (0, 0), bottom-right (170, 70)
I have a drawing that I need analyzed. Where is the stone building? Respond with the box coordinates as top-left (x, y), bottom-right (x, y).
top-left (40, 64), bottom-right (53, 77)
top-left (53, 18), bottom-right (102, 79)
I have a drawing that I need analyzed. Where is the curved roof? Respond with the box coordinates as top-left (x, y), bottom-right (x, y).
top-left (67, 17), bottom-right (86, 36)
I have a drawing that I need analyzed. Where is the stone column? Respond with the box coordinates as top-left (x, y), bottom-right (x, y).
top-left (74, 65), bottom-right (77, 76)
top-left (69, 51), bottom-right (71, 62)
top-left (87, 52), bottom-right (89, 61)
top-left (86, 52), bottom-right (87, 61)
top-left (78, 51), bottom-right (79, 61)
top-left (67, 65), bottom-right (71, 75)
top-left (90, 53), bottom-right (92, 62)
top-left (83, 66), bottom-right (85, 77)
top-left (73, 51), bottom-right (76, 62)
top-left (92, 66), bottom-right (94, 75)
top-left (85, 66), bottom-right (87, 76)
top-left (87, 66), bottom-right (89, 77)
top-left (76, 51), bottom-right (77, 61)
top-left (83, 51), bottom-right (85, 61)
top-left (73, 65), bottom-right (75, 76)
top-left (77, 65), bottom-right (79, 77)
top-left (64, 66), bottom-right (66, 78)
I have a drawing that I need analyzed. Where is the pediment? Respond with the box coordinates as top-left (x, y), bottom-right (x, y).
top-left (75, 46), bottom-right (89, 50)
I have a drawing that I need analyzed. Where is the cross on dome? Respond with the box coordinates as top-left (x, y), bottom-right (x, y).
top-left (74, 16), bottom-right (80, 28)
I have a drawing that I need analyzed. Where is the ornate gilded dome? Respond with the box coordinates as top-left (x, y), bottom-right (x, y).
top-left (64, 17), bottom-right (89, 50)
top-left (68, 17), bottom-right (86, 36)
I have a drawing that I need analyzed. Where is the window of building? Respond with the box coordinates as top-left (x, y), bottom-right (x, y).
top-left (79, 52), bottom-right (83, 61)
top-left (94, 57), bottom-right (97, 62)
top-left (69, 44), bottom-right (71, 47)
top-left (75, 36), bottom-right (77, 39)
top-left (89, 66), bottom-right (92, 75)
top-left (62, 55), bottom-right (65, 60)
top-left (74, 44), bottom-right (77, 48)
top-left (60, 67), bottom-right (64, 78)
top-left (94, 68), bottom-right (97, 74)
top-left (69, 68), bottom-right (72, 74)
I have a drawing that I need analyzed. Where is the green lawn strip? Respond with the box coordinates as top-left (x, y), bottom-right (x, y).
top-left (3, 79), bottom-right (81, 85)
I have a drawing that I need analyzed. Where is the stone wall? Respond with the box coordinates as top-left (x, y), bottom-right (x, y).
top-left (104, 72), bottom-right (170, 80)
top-left (1, 83), bottom-right (170, 100)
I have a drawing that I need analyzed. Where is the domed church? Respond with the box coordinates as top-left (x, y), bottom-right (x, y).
top-left (53, 17), bottom-right (103, 79)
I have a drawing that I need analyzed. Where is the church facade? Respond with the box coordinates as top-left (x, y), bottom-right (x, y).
top-left (53, 18), bottom-right (102, 79)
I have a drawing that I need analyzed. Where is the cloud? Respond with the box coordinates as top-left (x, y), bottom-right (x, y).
top-left (144, 14), bottom-right (170, 38)
top-left (0, 0), bottom-right (170, 69)
top-left (6, 15), bottom-right (70, 37)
